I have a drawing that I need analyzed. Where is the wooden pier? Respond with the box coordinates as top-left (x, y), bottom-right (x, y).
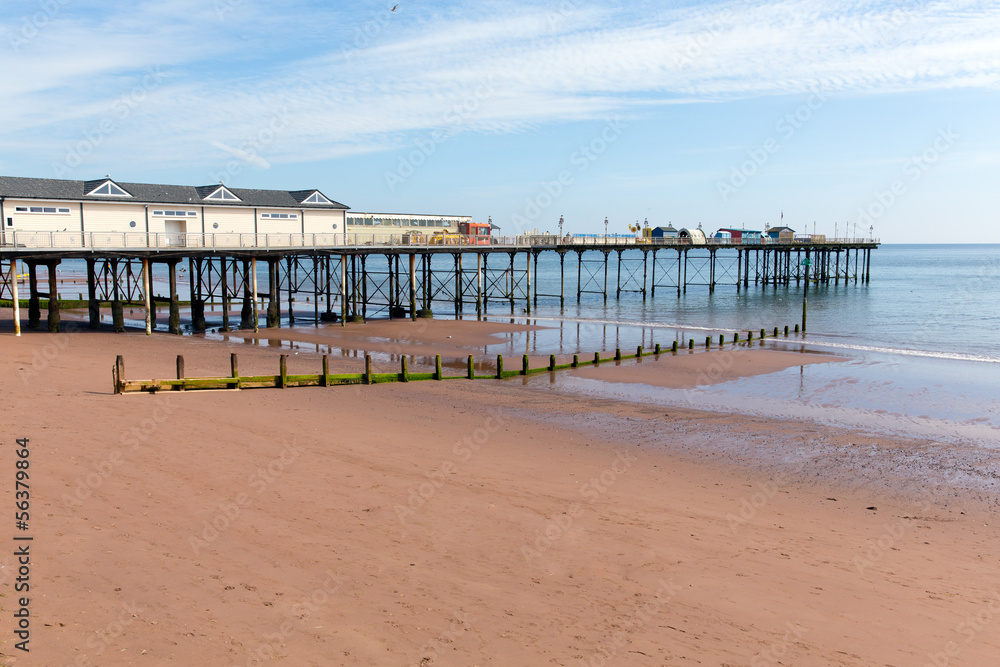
top-left (2, 234), bottom-right (878, 334)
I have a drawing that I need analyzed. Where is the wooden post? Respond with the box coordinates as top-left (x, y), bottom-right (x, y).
top-left (719, 334), bottom-right (724, 346)
top-left (593, 352), bottom-right (600, 364)
top-left (10, 259), bottom-right (20, 336)
top-left (734, 333), bottom-right (739, 343)
top-left (636, 345), bottom-right (643, 358)
top-left (784, 325), bottom-right (789, 336)
top-left (615, 348), bottom-right (621, 361)
top-left (467, 355), bottom-right (475, 379)
top-left (435, 354), bottom-right (442, 380)
top-left (496, 354), bottom-right (503, 379)
top-left (549, 354), bottom-right (556, 371)
top-left (364, 354), bottom-right (373, 385)
top-left (142, 258), bottom-right (151, 335)
top-left (705, 336), bottom-right (711, 348)
top-left (176, 355), bottom-right (185, 391)
top-left (654, 343), bottom-right (660, 355)
top-left (747, 331), bottom-right (753, 341)
top-left (522, 354), bottom-right (529, 375)
top-left (774, 327), bottom-right (779, 337)
top-left (688, 339), bottom-right (694, 349)
top-left (401, 356), bottom-right (409, 382)
top-left (279, 354), bottom-right (287, 388)
top-left (671, 341), bottom-right (678, 353)
top-left (760, 328), bottom-right (766, 339)
top-left (115, 356), bottom-right (125, 394)
top-left (572, 354), bottom-right (579, 367)
top-left (322, 355), bottom-right (330, 387)
top-left (231, 353), bottom-right (240, 389)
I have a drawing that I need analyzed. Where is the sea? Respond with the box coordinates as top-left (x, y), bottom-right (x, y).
top-left (489, 243), bottom-right (1000, 447)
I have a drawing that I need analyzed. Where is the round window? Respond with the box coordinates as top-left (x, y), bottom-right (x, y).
top-left (332, 223), bottom-right (338, 230)
top-left (129, 221), bottom-right (136, 228)
top-left (213, 222), bottom-right (219, 229)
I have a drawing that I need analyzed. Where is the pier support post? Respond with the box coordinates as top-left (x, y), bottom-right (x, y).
top-left (287, 256), bottom-right (296, 325)
top-left (168, 260), bottom-right (181, 334)
top-left (615, 249), bottom-right (622, 299)
top-left (642, 250), bottom-right (648, 300)
top-left (650, 249), bottom-right (657, 297)
top-left (9, 259), bottom-right (21, 336)
top-left (576, 250), bottom-right (583, 303)
top-left (409, 253), bottom-right (417, 321)
top-left (190, 258), bottom-right (206, 332)
top-left (341, 254), bottom-right (349, 326)
top-left (251, 257), bottom-right (259, 333)
top-left (454, 253), bottom-right (462, 315)
top-left (42, 259), bottom-right (64, 326)
top-left (477, 253), bottom-right (483, 319)
top-left (87, 258), bottom-right (100, 329)
top-left (266, 258), bottom-right (279, 328)
top-left (240, 260), bottom-right (253, 330)
top-left (142, 258), bottom-right (151, 336)
top-left (220, 258), bottom-right (231, 331)
top-left (676, 249), bottom-right (682, 296)
top-left (559, 251), bottom-right (566, 307)
top-left (111, 260), bottom-right (124, 333)
top-left (525, 251), bottom-right (531, 315)
top-left (27, 262), bottom-right (40, 329)
top-left (602, 250), bottom-right (609, 303)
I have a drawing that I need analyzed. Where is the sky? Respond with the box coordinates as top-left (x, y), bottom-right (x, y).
top-left (2, 0), bottom-right (999, 242)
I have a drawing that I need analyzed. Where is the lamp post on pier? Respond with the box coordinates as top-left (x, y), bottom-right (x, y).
top-left (558, 215), bottom-right (564, 243)
top-left (604, 216), bottom-right (608, 243)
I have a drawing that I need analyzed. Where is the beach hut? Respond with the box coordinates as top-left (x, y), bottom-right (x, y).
top-left (765, 226), bottom-right (795, 240)
top-left (717, 228), bottom-right (762, 242)
top-left (649, 225), bottom-right (678, 239)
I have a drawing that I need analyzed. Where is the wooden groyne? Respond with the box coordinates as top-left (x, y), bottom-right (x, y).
top-left (113, 323), bottom-right (803, 394)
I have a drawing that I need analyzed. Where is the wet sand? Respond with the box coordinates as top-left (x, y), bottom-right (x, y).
top-left (1, 315), bottom-right (998, 666)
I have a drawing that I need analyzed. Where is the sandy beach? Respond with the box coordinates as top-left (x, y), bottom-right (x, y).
top-left (2, 314), bottom-right (998, 666)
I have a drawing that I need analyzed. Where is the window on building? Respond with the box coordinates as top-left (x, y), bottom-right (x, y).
top-left (16, 206), bottom-right (70, 214)
top-left (302, 192), bottom-right (332, 205)
top-left (204, 186), bottom-right (241, 202)
top-left (152, 210), bottom-right (197, 217)
top-left (260, 213), bottom-right (298, 219)
top-left (87, 181), bottom-right (131, 197)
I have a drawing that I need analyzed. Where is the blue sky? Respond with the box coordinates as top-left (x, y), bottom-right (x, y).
top-left (2, 0), bottom-right (999, 242)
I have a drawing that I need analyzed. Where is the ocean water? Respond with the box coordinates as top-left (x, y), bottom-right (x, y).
top-left (466, 244), bottom-right (1000, 445)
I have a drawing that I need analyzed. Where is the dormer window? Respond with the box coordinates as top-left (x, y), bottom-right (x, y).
top-left (204, 185), bottom-right (241, 202)
top-left (87, 181), bottom-right (131, 197)
top-left (302, 191), bottom-right (331, 205)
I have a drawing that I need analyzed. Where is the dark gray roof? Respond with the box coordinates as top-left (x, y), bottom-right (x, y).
top-left (0, 176), bottom-right (348, 210)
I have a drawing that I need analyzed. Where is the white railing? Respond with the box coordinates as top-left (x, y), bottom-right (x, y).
top-left (0, 230), bottom-right (880, 252)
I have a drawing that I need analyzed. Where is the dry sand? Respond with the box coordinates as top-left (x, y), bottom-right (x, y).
top-left (1, 315), bottom-right (998, 666)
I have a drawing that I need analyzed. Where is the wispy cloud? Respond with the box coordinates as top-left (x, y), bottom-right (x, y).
top-left (2, 0), bottom-right (999, 175)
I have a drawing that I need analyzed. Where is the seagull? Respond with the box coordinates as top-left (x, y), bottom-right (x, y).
top-left (391, 4), bottom-right (398, 10)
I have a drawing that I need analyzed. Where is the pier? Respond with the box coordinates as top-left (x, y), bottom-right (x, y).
top-left (1, 233), bottom-right (878, 334)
